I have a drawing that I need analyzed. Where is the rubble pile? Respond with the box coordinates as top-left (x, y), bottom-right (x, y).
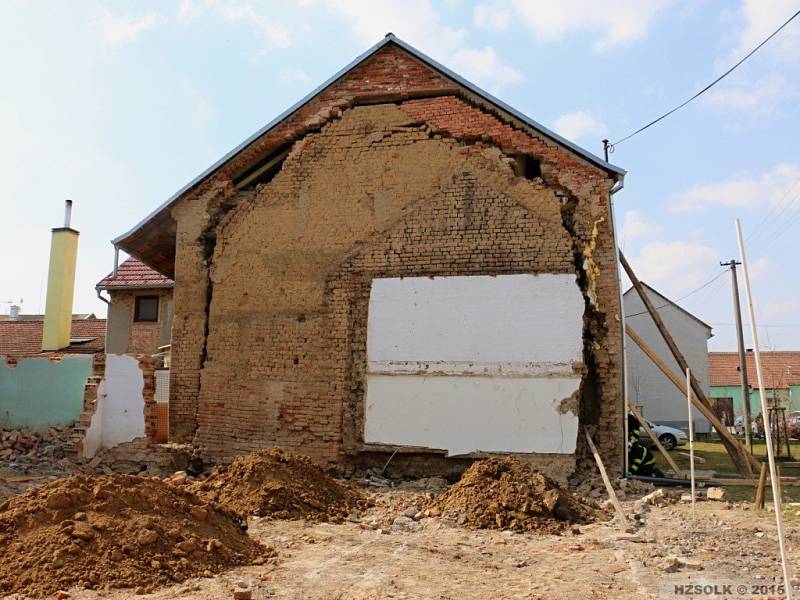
top-left (0, 426), bottom-right (74, 470)
top-left (191, 448), bottom-right (365, 522)
top-left (0, 474), bottom-right (273, 597)
top-left (429, 457), bottom-right (604, 534)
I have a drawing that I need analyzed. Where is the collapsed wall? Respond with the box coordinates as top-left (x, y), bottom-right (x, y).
top-left (166, 47), bottom-right (623, 478)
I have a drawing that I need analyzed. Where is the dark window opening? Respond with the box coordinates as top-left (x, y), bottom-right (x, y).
top-left (514, 154), bottom-right (542, 180)
top-left (234, 148), bottom-right (290, 191)
top-left (134, 296), bottom-right (159, 322)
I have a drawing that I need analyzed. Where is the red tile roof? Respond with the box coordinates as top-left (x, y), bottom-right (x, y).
top-left (709, 351), bottom-right (800, 389)
top-left (0, 319), bottom-right (106, 357)
top-left (96, 257), bottom-right (173, 289)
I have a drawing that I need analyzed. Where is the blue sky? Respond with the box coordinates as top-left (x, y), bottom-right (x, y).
top-left (1, 0), bottom-right (798, 351)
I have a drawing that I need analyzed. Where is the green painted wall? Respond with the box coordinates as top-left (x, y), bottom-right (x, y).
top-left (711, 384), bottom-right (800, 416)
top-left (0, 355), bottom-right (92, 429)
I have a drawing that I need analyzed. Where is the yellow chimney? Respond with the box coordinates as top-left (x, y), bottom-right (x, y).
top-left (42, 200), bottom-right (79, 351)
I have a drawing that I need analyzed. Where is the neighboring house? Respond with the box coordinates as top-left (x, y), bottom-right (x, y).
top-left (96, 257), bottom-right (174, 355)
top-left (710, 351), bottom-right (800, 418)
top-left (108, 35), bottom-right (627, 477)
top-left (624, 283), bottom-right (713, 434)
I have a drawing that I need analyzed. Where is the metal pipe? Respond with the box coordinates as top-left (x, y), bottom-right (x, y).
top-left (112, 245), bottom-right (119, 278)
top-left (64, 199), bottom-right (73, 228)
top-left (96, 288), bottom-right (109, 305)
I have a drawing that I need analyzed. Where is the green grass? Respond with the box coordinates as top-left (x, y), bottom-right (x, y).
top-left (650, 438), bottom-right (800, 503)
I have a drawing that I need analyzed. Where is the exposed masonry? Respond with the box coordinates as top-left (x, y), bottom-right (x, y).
top-left (164, 48), bottom-right (622, 478)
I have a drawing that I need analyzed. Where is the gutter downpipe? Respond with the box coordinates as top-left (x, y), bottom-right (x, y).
top-left (96, 288), bottom-right (110, 305)
top-left (607, 174), bottom-right (627, 476)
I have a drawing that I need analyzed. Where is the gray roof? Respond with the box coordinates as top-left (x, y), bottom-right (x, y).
top-left (113, 34), bottom-right (625, 247)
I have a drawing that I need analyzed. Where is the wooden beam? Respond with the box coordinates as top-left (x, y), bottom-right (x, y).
top-left (584, 428), bottom-right (629, 529)
top-left (625, 322), bottom-right (759, 478)
top-left (620, 251), bottom-right (756, 479)
top-left (627, 401), bottom-right (685, 477)
top-left (755, 463), bottom-right (768, 509)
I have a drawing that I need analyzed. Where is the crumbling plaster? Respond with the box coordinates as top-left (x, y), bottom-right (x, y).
top-left (166, 87), bottom-right (622, 475)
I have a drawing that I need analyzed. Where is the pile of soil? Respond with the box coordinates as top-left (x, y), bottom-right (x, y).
top-left (428, 457), bottom-right (603, 534)
top-left (0, 474), bottom-right (273, 597)
top-left (191, 448), bottom-right (364, 521)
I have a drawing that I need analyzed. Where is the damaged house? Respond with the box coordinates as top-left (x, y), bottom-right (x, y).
top-left (110, 35), bottom-right (626, 478)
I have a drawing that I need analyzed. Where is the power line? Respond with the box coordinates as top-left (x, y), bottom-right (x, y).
top-left (610, 8), bottom-right (800, 148)
top-left (747, 173), bottom-right (800, 245)
top-left (624, 268), bottom-right (728, 318)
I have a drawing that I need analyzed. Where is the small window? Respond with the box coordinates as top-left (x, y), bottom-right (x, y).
top-left (134, 296), bottom-right (159, 322)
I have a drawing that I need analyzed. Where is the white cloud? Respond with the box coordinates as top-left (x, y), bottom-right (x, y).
top-left (280, 69), bottom-right (312, 84)
top-left (177, 0), bottom-right (297, 51)
top-left (628, 241), bottom-right (720, 294)
top-left (733, 0), bottom-right (800, 63)
top-left (96, 10), bottom-right (167, 45)
top-left (669, 163), bottom-right (800, 213)
top-left (473, 3), bottom-right (512, 31)
top-left (450, 46), bottom-right (522, 88)
top-left (620, 210), bottom-right (663, 242)
top-left (748, 257), bottom-right (772, 279)
top-left (306, 0), bottom-right (521, 91)
top-left (704, 73), bottom-right (796, 115)
top-left (552, 110), bottom-right (607, 143)
top-left (181, 79), bottom-right (213, 131)
top-left (510, 0), bottom-right (673, 50)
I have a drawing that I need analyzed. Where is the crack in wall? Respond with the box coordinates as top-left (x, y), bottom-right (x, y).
top-left (559, 197), bottom-right (608, 434)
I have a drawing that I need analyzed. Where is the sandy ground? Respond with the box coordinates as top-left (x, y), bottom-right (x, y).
top-left (22, 485), bottom-right (795, 600)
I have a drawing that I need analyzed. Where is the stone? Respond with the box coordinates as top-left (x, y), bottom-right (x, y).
top-left (190, 506), bottom-right (208, 521)
top-left (706, 487), bottom-right (726, 501)
top-left (641, 489), bottom-right (666, 505)
top-left (403, 506), bottom-right (419, 518)
top-left (71, 522), bottom-right (95, 541)
top-left (658, 556), bottom-right (682, 573)
top-left (137, 529), bottom-right (159, 546)
top-left (392, 516), bottom-right (420, 533)
top-left (233, 591), bottom-right (252, 600)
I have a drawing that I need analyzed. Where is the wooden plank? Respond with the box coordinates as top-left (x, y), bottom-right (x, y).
top-left (584, 428), bottom-right (629, 529)
top-left (755, 463), bottom-right (768, 509)
top-left (620, 251), bottom-right (757, 479)
top-left (625, 322), bottom-right (759, 478)
top-left (627, 401), bottom-right (684, 477)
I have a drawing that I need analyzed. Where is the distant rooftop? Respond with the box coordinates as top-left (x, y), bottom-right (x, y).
top-left (0, 319), bottom-right (106, 357)
top-left (710, 351), bottom-right (800, 389)
top-left (0, 313), bottom-right (96, 321)
top-left (96, 257), bottom-right (174, 290)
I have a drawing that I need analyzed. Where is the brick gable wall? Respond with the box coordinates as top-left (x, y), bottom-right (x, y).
top-left (167, 46), bottom-right (623, 476)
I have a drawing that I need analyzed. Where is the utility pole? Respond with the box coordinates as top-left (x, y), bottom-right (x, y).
top-left (721, 259), bottom-right (753, 452)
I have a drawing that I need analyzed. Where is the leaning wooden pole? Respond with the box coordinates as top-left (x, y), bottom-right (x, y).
top-left (620, 251), bottom-right (756, 478)
top-left (736, 219), bottom-right (792, 598)
top-left (625, 323), bottom-right (758, 477)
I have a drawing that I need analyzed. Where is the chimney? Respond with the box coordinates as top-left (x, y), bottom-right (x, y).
top-left (42, 200), bottom-right (80, 351)
top-left (9, 304), bottom-right (20, 320)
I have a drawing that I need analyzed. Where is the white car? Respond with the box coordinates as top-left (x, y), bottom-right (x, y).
top-left (643, 421), bottom-right (688, 450)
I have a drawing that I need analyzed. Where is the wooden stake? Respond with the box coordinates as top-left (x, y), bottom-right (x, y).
top-left (625, 323), bottom-right (758, 476)
top-left (736, 218), bottom-right (792, 599)
top-left (755, 463), bottom-right (768, 510)
top-left (627, 401), bottom-right (684, 477)
top-left (620, 252), bottom-right (756, 478)
top-left (687, 367), bottom-right (696, 517)
top-left (584, 428), bottom-right (629, 529)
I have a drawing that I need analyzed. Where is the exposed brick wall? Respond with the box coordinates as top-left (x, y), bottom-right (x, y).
top-left (167, 45), bottom-right (623, 475)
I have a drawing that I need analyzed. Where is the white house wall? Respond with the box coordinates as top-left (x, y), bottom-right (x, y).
top-left (82, 354), bottom-right (146, 458)
top-left (365, 274), bottom-right (585, 455)
top-left (624, 288), bottom-right (712, 433)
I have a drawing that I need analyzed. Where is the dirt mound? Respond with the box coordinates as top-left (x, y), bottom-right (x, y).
top-left (191, 448), bottom-right (364, 521)
top-left (429, 457), bottom-right (603, 534)
top-left (0, 474), bottom-right (273, 597)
